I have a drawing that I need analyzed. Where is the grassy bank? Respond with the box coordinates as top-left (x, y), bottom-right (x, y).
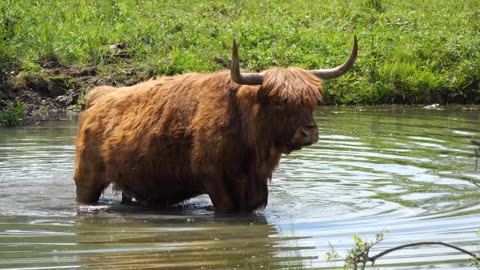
top-left (1, 0), bottom-right (479, 106)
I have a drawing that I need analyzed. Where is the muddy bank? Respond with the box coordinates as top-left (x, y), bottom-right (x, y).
top-left (0, 60), bottom-right (152, 117)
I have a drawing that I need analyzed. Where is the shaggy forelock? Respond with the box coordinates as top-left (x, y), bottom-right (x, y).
top-left (261, 68), bottom-right (323, 106)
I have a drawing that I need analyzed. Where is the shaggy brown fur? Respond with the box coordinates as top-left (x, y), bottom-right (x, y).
top-left (75, 69), bottom-right (323, 213)
top-left (83, 86), bottom-right (117, 109)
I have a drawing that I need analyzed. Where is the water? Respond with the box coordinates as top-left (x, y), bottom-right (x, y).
top-left (0, 106), bottom-right (479, 269)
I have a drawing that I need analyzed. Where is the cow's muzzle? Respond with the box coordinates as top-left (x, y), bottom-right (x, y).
top-left (291, 125), bottom-right (319, 147)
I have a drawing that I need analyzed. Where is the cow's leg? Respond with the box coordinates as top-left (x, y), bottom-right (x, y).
top-left (121, 192), bottom-right (132, 205)
top-left (74, 171), bottom-right (108, 204)
top-left (230, 175), bottom-right (248, 213)
top-left (205, 175), bottom-right (267, 213)
top-left (245, 179), bottom-right (268, 212)
top-left (74, 156), bottom-right (108, 204)
top-left (237, 176), bottom-right (248, 212)
top-left (203, 178), bottom-right (236, 213)
top-left (228, 173), bottom-right (268, 213)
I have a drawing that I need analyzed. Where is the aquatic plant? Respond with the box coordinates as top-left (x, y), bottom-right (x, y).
top-left (0, 99), bottom-right (25, 127)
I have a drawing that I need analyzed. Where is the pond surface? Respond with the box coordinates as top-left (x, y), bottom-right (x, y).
top-left (0, 106), bottom-right (479, 269)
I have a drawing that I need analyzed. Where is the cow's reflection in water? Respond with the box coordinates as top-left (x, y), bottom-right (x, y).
top-left (74, 199), bottom-right (314, 269)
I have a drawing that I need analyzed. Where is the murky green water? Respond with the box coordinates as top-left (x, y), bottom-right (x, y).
top-left (0, 106), bottom-right (479, 269)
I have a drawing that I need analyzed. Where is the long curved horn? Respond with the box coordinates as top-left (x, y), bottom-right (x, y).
top-left (231, 39), bottom-right (264, 85)
top-left (311, 35), bottom-right (358, 80)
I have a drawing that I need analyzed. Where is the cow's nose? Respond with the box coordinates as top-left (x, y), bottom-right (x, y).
top-left (296, 125), bottom-right (319, 145)
top-left (300, 124), bottom-right (317, 137)
top-left (300, 128), bottom-right (309, 138)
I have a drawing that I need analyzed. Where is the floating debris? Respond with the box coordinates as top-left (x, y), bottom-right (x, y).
top-left (423, 103), bottom-right (441, 110)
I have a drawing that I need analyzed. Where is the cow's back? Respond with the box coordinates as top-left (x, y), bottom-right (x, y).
top-left (75, 72), bottom-right (240, 204)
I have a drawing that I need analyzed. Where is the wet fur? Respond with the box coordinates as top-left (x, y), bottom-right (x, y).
top-left (75, 69), bottom-right (323, 213)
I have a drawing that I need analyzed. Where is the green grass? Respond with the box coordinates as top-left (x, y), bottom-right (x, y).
top-left (1, 0), bottom-right (479, 104)
top-left (0, 99), bottom-right (25, 127)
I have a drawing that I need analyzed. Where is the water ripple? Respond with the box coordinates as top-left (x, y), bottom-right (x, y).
top-left (0, 106), bottom-right (479, 269)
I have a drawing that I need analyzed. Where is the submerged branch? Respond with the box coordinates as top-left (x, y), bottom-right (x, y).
top-left (339, 233), bottom-right (480, 269)
top-left (368, 241), bottom-right (480, 265)
top-left (474, 144), bottom-right (479, 171)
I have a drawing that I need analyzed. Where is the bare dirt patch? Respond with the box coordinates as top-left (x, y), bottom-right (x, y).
top-left (0, 58), bottom-right (152, 117)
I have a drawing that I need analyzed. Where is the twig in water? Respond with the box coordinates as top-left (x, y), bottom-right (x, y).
top-left (368, 241), bottom-right (480, 266)
top-left (475, 147), bottom-right (478, 171)
top-left (471, 139), bottom-right (479, 171)
top-left (337, 233), bottom-right (480, 270)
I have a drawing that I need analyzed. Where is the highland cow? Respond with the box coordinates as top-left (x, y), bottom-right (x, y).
top-left (74, 36), bottom-right (358, 213)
